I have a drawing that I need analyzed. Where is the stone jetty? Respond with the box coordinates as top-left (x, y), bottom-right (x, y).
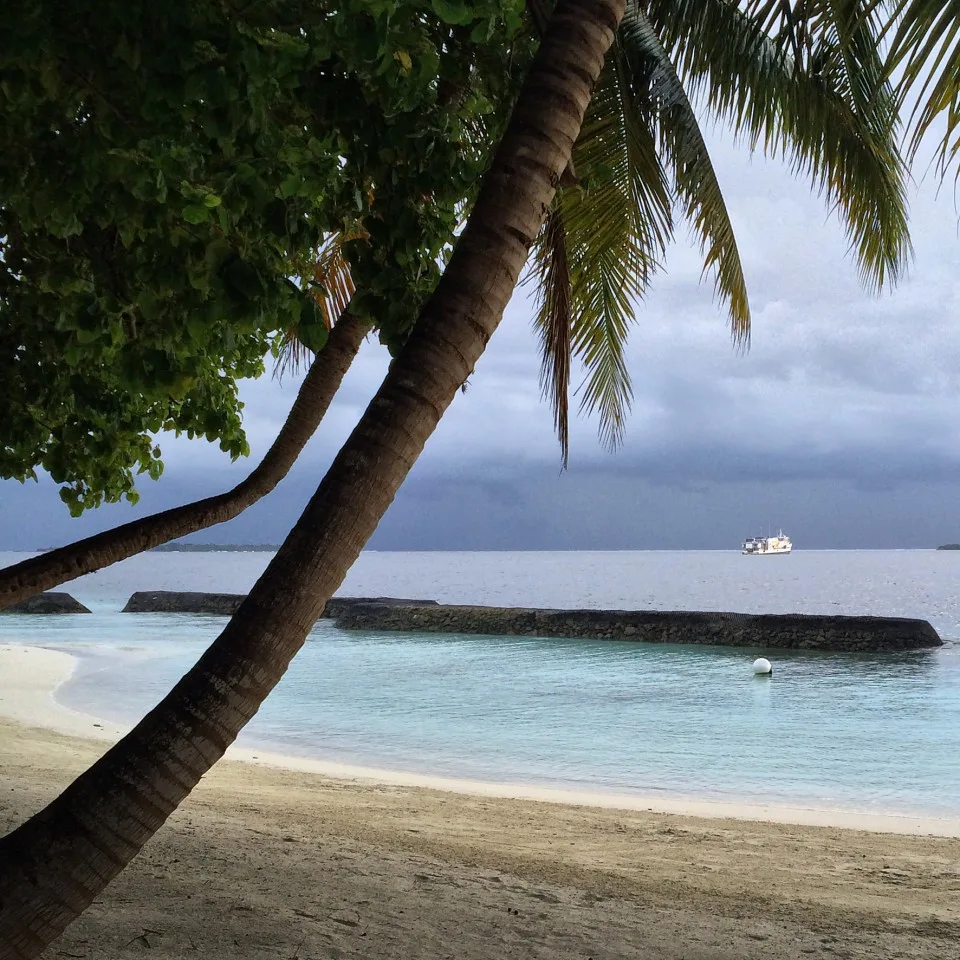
top-left (331, 603), bottom-right (942, 653)
top-left (122, 591), bottom-right (245, 615)
top-left (4, 592), bottom-right (91, 614)
top-left (121, 591), bottom-right (438, 616)
top-left (115, 593), bottom-right (942, 652)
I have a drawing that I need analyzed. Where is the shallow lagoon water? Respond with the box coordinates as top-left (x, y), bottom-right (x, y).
top-left (2, 549), bottom-right (958, 816)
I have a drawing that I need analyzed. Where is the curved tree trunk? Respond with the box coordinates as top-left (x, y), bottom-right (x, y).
top-left (0, 3), bottom-right (624, 955)
top-left (0, 310), bottom-right (369, 612)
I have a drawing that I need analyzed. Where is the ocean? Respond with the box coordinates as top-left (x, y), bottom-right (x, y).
top-left (2, 548), bottom-right (959, 817)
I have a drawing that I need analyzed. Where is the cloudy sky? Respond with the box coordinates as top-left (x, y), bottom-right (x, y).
top-left (4, 129), bottom-right (960, 551)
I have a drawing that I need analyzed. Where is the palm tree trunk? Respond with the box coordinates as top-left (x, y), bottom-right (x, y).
top-left (0, 2), bottom-right (625, 955)
top-left (0, 310), bottom-right (369, 612)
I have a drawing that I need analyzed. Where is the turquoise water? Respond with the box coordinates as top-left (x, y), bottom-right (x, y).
top-left (2, 549), bottom-right (959, 816)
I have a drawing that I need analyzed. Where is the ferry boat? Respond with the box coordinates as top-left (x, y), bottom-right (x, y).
top-left (741, 530), bottom-right (792, 555)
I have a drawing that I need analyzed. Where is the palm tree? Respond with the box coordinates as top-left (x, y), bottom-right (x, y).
top-left (0, 1), bottom-right (627, 953)
top-left (529, 0), bottom-right (910, 462)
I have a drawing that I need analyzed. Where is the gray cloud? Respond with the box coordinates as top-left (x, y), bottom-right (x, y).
top-left (6, 130), bottom-right (960, 551)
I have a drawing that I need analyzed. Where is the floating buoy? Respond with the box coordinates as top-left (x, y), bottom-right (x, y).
top-left (752, 657), bottom-right (773, 676)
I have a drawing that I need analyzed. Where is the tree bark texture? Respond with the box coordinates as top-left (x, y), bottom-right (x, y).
top-left (0, 310), bottom-right (369, 611)
top-left (0, 3), bottom-right (625, 955)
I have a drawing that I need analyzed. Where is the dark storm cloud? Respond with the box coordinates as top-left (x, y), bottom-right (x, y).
top-left (6, 131), bottom-right (960, 550)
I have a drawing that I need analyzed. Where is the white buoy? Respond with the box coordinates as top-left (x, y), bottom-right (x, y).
top-left (752, 657), bottom-right (773, 676)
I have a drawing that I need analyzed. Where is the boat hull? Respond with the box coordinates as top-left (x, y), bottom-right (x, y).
top-left (741, 532), bottom-right (793, 555)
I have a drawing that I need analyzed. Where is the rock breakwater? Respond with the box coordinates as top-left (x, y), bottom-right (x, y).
top-left (3, 592), bottom-right (91, 614)
top-left (105, 593), bottom-right (944, 651)
top-left (121, 591), bottom-right (438, 616)
top-left (333, 604), bottom-right (942, 653)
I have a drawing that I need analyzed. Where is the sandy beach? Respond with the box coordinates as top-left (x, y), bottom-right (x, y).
top-left (2, 642), bottom-right (960, 959)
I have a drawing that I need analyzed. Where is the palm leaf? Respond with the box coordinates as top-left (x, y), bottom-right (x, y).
top-left (530, 0), bottom-right (910, 462)
top-left (664, 0), bottom-right (910, 289)
top-left (529, 206), bottom-right (573, 465)
top-left (567, 38), bottom-right (673, 453)
top-left (274, 230), bottom-right (356, 380)
top-left (749, 1), bottom-right (891, 121)
top-left (621, 5), bottom-right (751, 345)
top-left (884, 0), bottom-right (960, 173)
top-left (311, 230), bottom-right (357, 329)
top-left (527, 33), bottom-right (672, 458)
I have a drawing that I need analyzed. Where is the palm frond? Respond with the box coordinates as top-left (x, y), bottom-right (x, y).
top-left (884, 0), bottom-right (960, 173)
top-left (311, 230), bottom-right (358, 329)
top-left (529, 206), bottom-right (573, 465)
top-left (748, 1), bottom-right (891, 122)
top-left (526, 34), bottom-right (672, 457)
top-left (274, 231), bottom-right (356, 380)
top-left (621, 5), bottom-right (751, 346)
top-left (526, 0), bottom-right (910, 463)
top-left (650, 0), bottom-right (910, 290)
top-left (567, 40), bottom-right (673, 453)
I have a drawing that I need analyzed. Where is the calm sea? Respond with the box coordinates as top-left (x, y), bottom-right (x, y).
top-left (2, 549), bottom-right (959, 816)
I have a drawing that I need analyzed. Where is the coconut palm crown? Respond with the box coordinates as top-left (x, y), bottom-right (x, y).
top-left (529, 0), bottom-right (910, 463)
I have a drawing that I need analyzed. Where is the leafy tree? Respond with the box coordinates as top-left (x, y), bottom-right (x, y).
top-left (0, 307), bottom-right (368, 610)
top-left (0, 0), bottom-right (534, 610)
top-left (1, 0), bottom-right (529, 512)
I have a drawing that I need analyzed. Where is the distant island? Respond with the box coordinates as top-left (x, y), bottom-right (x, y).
top-left (936, 543), bottom-right (960, 550)
top-left (151, 543), bottom-right (280, 553)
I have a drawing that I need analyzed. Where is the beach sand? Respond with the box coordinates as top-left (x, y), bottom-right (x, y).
top-left (2, 643), bottom-right (959, 959)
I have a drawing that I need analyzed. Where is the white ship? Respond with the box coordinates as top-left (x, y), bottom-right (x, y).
top-left (742, 530), bottom-right (792, 555)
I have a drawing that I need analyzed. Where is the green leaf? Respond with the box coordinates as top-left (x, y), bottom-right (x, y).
top-left (138, 289), bottom-right (160, 321)
top-left (186, 316), bottom-right (207, 343)
top-left (296, 319), bottom-right (329, 354)
top-left (182, 204), bottom-right (210, 224)
top-left (431, 0), bottom-right (475, 26)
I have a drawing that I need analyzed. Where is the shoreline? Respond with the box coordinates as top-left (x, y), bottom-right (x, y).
top-left (3, 640), bottom-right (959, 838)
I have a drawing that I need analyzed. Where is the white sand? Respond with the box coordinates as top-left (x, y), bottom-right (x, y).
top-left (0, 642), bottom-right (127, 740)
